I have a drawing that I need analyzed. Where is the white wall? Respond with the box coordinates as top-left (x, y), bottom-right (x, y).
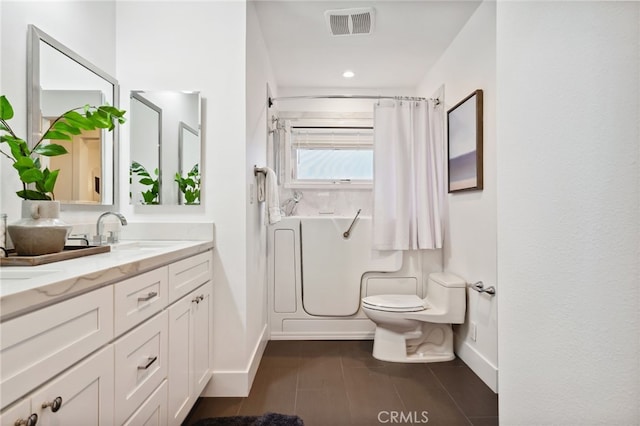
top-left (417, 1), bottom-right (498, 391)
top-left (497, 1), bottom-right (640, 423)
top-left (242, 0), bottom-right (277, 395)
top-left (0, 1), bottom-right (116, 220)
top-left (116, 1), bottom-right (254, 395)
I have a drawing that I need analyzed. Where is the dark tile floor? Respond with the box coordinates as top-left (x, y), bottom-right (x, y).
top-left (184, 340), bottom-right (498, 426)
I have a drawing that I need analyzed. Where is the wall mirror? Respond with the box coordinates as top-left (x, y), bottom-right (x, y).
top-left (28, 25), bottom-right (119, 208)
top-left (129, 91), bottom-right (201, 206)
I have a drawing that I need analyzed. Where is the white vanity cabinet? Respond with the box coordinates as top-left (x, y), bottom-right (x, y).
top-left (0, 245), bottom-right (214, 426)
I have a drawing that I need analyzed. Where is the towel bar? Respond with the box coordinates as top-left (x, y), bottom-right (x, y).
top-left (469, 281), bottom-right (496, 296)
top-left (254, 165), bottom-right (267, 176)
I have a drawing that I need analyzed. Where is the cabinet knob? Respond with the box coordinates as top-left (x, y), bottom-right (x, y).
top-left (192, 295), bottom-right (204, 304)
top-left (41, 396), bottom-right (62, 413)
top-left (14, 414), bottom-right (38, 426)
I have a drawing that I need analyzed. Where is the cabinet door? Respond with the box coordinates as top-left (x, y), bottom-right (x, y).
top-left (0, 398), bottom-right (35, 426)
top-left (192, 281), bottom-right (213, 397)
top-left (167, 292), bottom-right (195, 426)
top-left (31, 345), bottom-right (114, 426)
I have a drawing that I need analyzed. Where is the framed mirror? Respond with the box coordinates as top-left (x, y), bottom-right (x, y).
top-left (28, 25), bottom-right (120, 208)
top-left (447, 89), bottom-right (483, 193)
top-left (129, 91), bottom-right (201, 206)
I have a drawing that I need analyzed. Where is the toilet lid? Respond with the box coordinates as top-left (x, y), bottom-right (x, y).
top-left (362, 295), bottom-right (427, 312)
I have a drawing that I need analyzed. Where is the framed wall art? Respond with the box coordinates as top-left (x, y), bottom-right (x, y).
top-left (447, 89), bottom-right (483, 192)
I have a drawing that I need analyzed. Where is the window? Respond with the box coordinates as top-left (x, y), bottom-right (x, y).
top-left (288, 127), bottom-right (373, 187)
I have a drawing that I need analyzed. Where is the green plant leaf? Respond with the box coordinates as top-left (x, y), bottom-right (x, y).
top-left (34, 144), bottom-right (69, 156)
top-left (99, 105), bottom-right (126, 118)
top-left (52, 121), bottom-right (82, 135)
top-left (44, 169), bottom-right (59, 193)
top-left (0, 96), bottom-right (14, 120)
top-left (19, 167), bottom-right (44, 183)
top-left (63, 111), bottom-right (94, 130)
top-left (89, 110), bottom-right (111, 128)
top-left (42, 130), bottom-right (72, 141)
top-left (139, 178), bottom-right (155, 185)
top-left (13, 156), bottom-right (36, 170)
top-left (16, 189), bottom-right (51, 200)
top-left (3, 137), bottom-right (28, 160)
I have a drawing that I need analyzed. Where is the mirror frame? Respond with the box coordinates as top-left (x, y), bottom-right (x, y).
top-left (130, 91), bottom-right (163, 204)
top-left (27, 24), bottom-right (120, 211)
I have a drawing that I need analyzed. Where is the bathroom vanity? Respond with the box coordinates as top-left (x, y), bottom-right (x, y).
top-left (0, 239), bottom-right (214, 426)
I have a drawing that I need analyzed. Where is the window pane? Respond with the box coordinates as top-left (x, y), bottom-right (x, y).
top-left (296, 149), bottom-right (373, 180)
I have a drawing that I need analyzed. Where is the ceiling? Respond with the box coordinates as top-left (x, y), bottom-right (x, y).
top-left (252, 0), bottom-right (483, 90)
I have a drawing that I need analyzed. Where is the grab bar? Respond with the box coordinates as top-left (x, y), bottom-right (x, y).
top-left (469, 281), bottom-right (496, 296)
top-left (343, 209), bottom-right (362, 238)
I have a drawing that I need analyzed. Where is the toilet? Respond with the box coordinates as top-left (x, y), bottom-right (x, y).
top-left (361, 272), bottom-right (466, 363)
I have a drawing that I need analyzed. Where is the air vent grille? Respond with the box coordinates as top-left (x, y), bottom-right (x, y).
top-left (325, 7), bottom-right (375, 36)
top-left (329, 15), bottom-right (350, 36)
top-left (351, 12), bottom-right (371, 34)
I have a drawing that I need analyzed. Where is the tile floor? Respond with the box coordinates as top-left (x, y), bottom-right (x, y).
top-left (184, 340), bottom-right (498, 426)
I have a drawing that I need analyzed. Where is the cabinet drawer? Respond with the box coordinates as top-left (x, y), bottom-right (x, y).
top-left (0, 286), bottom-right (113, 409)
top-left (114, 267), bottom-right (168, 336)
top-left (168, 251), bottom-right (212, 303)
top-left (114, 311), bottom-right (168, 425)
top-left (122, 379), bottom-right (167, 426)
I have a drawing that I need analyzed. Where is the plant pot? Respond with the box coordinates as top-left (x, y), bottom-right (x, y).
top-left (7, 200), bottom-right (72, 256)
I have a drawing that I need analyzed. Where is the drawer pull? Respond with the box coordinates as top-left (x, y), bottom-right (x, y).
top-left (137, 355), bottom-right (158, 370)
top-left (41, 396), bottom-right (62, 412)
top-left (192, 294), bottom-right (205, 304)
top-left (14, 414), bottom-right (38, 426)
top-left (137, 291), bottom-right (158, 302)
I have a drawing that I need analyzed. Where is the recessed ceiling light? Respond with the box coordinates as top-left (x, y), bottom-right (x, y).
top-left (343, 70), bottom-right (355, 78)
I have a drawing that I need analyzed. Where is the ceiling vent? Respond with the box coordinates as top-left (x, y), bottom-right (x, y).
top-left (325, 7), bottom-right (375, 36)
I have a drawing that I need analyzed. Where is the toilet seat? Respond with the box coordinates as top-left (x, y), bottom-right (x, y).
top-left (362, 295), bottom-right (427, 312)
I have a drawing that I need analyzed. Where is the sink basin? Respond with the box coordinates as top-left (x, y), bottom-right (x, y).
top-left (0, 269), bottom-right (61, 280)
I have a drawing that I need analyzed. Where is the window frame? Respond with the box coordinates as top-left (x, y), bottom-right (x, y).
top-left (285, 126), bottom-right (374, 189)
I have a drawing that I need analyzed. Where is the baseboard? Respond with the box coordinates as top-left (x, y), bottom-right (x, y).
top-left (454, 335), bottom-right (499, 393)
top-left (201, 324), bottom-right (268, 397)
top-left (270, 331), bottom-right (374, 340)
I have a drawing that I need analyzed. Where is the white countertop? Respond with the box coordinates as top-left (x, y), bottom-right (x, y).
top-left (0, 239), bottom-right (214, 322)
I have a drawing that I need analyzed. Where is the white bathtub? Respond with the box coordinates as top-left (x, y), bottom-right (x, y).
top-left (267, 216), bottom-right (439, 340)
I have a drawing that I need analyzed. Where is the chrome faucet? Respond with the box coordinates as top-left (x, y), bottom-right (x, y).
top-left (94, 212), bottom-right (128, 245)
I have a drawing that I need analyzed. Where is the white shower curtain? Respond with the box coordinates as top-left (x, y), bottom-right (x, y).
top-left (372, 98), bottom-right (445, 250)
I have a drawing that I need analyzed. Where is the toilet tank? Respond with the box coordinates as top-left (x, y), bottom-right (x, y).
top-left (426, 272), bottom-right (466, 323)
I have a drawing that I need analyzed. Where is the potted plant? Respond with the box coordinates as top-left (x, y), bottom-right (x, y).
top-left (0, 95), bottom-right (126, 255)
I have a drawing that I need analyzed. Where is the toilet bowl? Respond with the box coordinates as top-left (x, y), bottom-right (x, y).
top-left (362, 272), bottom-right (466, 363)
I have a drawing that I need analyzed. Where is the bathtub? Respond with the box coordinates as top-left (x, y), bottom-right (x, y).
top-left (267, 216), bottom-right (441, 339)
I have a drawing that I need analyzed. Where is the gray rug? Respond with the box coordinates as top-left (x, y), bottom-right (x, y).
top-left (191, 412), bottom-right (304, 426)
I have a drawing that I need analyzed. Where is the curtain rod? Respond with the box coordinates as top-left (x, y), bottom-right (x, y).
top-left (268, 95), bottom-right (440, 108)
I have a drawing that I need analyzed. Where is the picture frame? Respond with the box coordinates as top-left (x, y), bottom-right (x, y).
top-left (447, 89), bottom-right (483, 192)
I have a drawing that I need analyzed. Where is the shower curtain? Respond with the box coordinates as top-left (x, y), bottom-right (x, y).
top-left (372, 98), bottom-right (445, 250)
